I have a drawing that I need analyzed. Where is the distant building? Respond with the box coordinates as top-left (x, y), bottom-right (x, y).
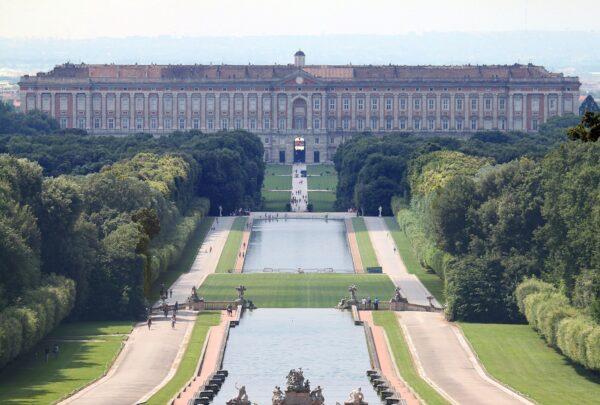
top-left (19, 51), bottom-right (580, 163)
top-left (579, 95), bottom-right (599, 115)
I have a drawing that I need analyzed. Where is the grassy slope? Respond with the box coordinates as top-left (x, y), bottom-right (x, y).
top-left (150, 217), bottom-right (214, 302)
top-left (460, 323), bottom-right (600, 405)
top-left (351, 217), bottom-right (380, 268)
top-left (373, 312), bottom-right (449, 405)
top-left (0, 322), bottom-right (132, 404)
top-left (306, 164), bottom-right (335, 176)
top-left (262, 190), bottom-right (289, 212)
top-left (263, 164), bottom-right (292, 210)
top-left (265, 164), bottom-right (292, 176)
top-left (307, 175), bottom-right (337, 191)
top-left (146, 312), bottom-right (221, 405)
top-left (263, 175), bottom-right (292, 190)
top-left (384, 217), bottom-right (445, 303)
top-left (215, 217), bottom-right (247, 273)
top-left (197, 274), bottom-right (395, 307)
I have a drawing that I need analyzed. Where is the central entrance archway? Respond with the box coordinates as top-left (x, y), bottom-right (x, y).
top-left (294, 136), bottom-right (305, 163)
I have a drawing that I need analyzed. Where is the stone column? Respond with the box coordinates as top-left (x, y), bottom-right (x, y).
top-left (435, 93), bottom-right (441, 130)
top-left (478, 93), bottom-right (484, 130)
top-left (86, 92), bottom-right (92, 131)
top-left (379, 94), bottom-right (384, 130)
top-left (307, 94), bottom-right (313, 130)
top-left (507, 93), bottom-right (513, 130)
top-left (337, 93), bottom-right (342, 131)
top-left (351, 93), bottom-right (356, 130)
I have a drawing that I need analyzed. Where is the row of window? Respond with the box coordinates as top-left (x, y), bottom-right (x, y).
top-left (34, 93), bottom-right (571, 115)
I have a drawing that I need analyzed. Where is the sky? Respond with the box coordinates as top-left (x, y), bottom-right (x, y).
top-left (0, 0), bottom-right (598, 39)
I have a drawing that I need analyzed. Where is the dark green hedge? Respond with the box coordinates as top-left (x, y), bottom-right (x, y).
top-left (0, 274), bottom-right (75, 368)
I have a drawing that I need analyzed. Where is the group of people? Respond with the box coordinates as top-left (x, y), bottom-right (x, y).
top-left (159, 283), bottom-right (173, 301)
top-left (360, 296), bottom-right (380, 310)
top-left (36, 344), bottom-right (60, 362)
top-left (291, 188), bottom-right (307, 210)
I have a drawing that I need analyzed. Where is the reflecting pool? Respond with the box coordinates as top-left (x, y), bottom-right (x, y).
top-left (243, 218), bottom-right (354, 272)
top-left (212, 308), bottom-right (380, 404)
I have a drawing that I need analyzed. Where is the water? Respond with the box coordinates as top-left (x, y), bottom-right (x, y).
top-left (212, 308), bottom-right (380, 404)
top-left (243, 218), bottom-right (354, 273)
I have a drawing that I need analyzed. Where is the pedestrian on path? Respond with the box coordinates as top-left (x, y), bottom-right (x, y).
top-left (53, 343), bottom-right (59, 358)
top-left (171, 313), bottom-right (177, 328)
top-left (374, 298), bottom-right (380, 311)
top-left (147, 317), bottom-right (152, 329)
top-left (44, 346), bottom-right (50, 362)
top-left (226, 304), bottom-right (233, 316)
top-left (174, 301), bottom-right (179, 314)
top-left (169, 289), bottom-right (173, 298)
top-left (210, 246), bottom-right (213, 253)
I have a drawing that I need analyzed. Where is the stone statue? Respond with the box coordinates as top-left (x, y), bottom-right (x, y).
top-left (348, 284), bottom-right (358, 302)
top-left (226, 383), bottom-right (251, 405)
top-left (310, 385), bottom-right (325, 403)
top-left (236, 285), bottom-right (247, 300)
top-left (391, 286), bottom-right (407, 303)
top-left (272, 386), bottom-right (284, 405)
top-left (286, 368), bottom-right (309, 392)
top-left (345, 387), bottom-right (366, 405)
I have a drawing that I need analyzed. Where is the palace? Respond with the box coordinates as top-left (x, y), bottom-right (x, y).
top-left (19, 51), bottom-right (580, 163)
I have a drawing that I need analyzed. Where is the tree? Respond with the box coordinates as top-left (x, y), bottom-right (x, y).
top-left (567, 112), bottom-right (600, 142)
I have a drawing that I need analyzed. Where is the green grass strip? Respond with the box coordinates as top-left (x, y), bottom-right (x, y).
top-left (262, 190), bottom-right (289, 212)
top-left (265, 164), bottom-right (292, 176)
top-left (149, 217), bottom-right (214, 302)
top-left (215, 217), bottom-right (247, 273)
top-left (0, 322), bottom-right (133, 405)
top-left (146, 312), bottom-right (221, 405)
top-left (308, 191), bottom-right (336, 212)
top-left (351, 217), bottom-right (380, 268)
top-left (384, 217), bottom-right (445, 303)
top-left (198, 273), bottom-right (395, 307)
top-left (459, 323), bottom-right (600, 405)
top-left (372, 312), bottom-right (449, 405)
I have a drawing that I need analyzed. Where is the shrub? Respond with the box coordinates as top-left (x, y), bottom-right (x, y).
top-left (515, 277), bottom-right (555, 314)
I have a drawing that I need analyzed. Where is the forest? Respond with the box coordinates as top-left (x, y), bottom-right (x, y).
top-left (334, 112), bottom-right (599, 371)
top-left (0, 102), bottom-right (264, 368)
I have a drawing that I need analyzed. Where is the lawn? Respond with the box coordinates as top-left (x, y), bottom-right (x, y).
top-left (150, 217), bottom-right (214, 302)
top-left (306, 164), bottom-right (335, 176)
top-left (307, 164), bottom-right (337, 191)
top-left (146, 312), bottom-right (221, 405)
top-left (351, 217), bottom-right (380, 269)
top-left (262, 190), bottom-right (289, 212)
top-left (0, 321), bottom-right (133, 404)
top-left (459, 323), bottom-right (600, 404)
top-left (265, 164), bottom-right (292, 176)
top-left (384, 217), bottom-right (445, 303)
top-left (215, 217), bottom-right (247, 273)
top-left (263, 175), bottom-right (292, 190)
top-left (373, 312), bottom-right (449, 405)
top-left (197, 273), bottom-right (395, 307)
top-left (308, 191), bottom-right (336, 212)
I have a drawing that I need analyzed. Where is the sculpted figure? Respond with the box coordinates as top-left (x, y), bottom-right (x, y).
top-left (347, 387), bottom-right (364, 404)
top-left (272, 385), bottom-right (284, 405)
top-left (310, 385), bottom-right (325, 403)
top-left (348, 284), bottom-right (358, 302)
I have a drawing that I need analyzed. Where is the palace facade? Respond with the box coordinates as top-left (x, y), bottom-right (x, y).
top-left (19, 51), bottom-right (580, 163)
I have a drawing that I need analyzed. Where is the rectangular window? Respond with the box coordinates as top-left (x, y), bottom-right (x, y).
top-left (206, 96), bottom-right (215, 112)
top-left (428, 98), bottom-right (435, 110)
top-left (399, 98), bottom-right (407, 110)
top-left (456, 98), bottom-right (463, 111)
top-left (136, 117), bottom-right (144, 130)
top-left (327, 118), bottom-right (336, 130)
top-left (343, 98), bottom-right (350, 111)
top-left (122, 117), bottom-right (130, 129)
top-left (42, 94), bottom-right (51, 111)
top-left (163, 95), bottom-right (172, 113)
top-left (313, 118), bottom-right (321, 130)
top-left (357, 118), bottom-right (364, 130)
top-left (313, 98), bottom-right (321, 110)
top-left (471, 98), bottom-right (478, 111)
top-left (220, 97), bottom-right (229, 112)
top-left (413, 118), bottom-right (421, 130)
top-left (262, 97), bottom-right (271, 112)
top-left (413, 98), bottom-right (421, 110)
top-left (371, 98), bottom-right (378, 110)
top-left (234, 118), bottom-right (242, 129)
top-left (249, 97), bottom-right (257, 112)
top-left (193, 118), bottom-right (200, 129)
top-left (328, 98), bottom-right (336, 111)
top-left (207, 118), bottom-right (214, 130)
top-left (178, 96), bottom-right (186, 114)
top-left (278, 117), bottom-right (286, 130)
top-left (499, 118), bottom-right (506, 130)
top-left (150, 96), bottom-right (158, 112)
top-left (442, 118), bottom-right (449, 130)
top-left (249, 118), bottom-right (257, 130)
top-left (107, 94), bottom-right (116, 112)
top-left (59, 95), bottom-right (68, 112)
top-left (386, 117), bottom-right (393, 130)
top-left (385, 98), bottom-right (393, 111)
top-left (532, 97), bottom-right (540, 112)
top-left (370, 117), bottom-right (378, 130)
top-left (151, 117), bottom-right (158, 129)
top-left (60, 117), bottom-right (68, 128)
top-left (77, 117), bottom-right (86, 129)
top-left (342, 117), bottom-right (350, 130)
top-left (77, 94), bottom-right (85, 112)
top-left (263, 117), bottom-right (271, 129)
top-left (135, 96), bottom-right (144, 112)
top-left (399, 118), bottom-right (406, 130)
top-left (499, 98), bottom-right (506, 110)
top-left (532, 119), bottom-right (539, 131)
top-left (428, 118), bottom-right (435, 130)
top-left (456, 119), bottom-right (463, 131)
top-left (442, 98), bottom-right (449, 110)
top-left (470, 118), bottom-right (477, 130)
top-left (514, 97), bottom-right (523, 112)
top-left (234, 97), bottom-right (243, 112)
top-left (549, 98), bottom-right (556, 111)
top-left (178, 118), bottom-right (185, 129)
top-left (94, 117), bottom-right (101, 129)
top-left (221, 118), bottom-right (229, 130)
top-left (357, 98), bottom-right (364, 110)
top-left (315, 137), bottom-right (319, 144)
top-left (485, 98), bottom-right (492, 111)
top-left (164, 118), bottom-right (172, 130)
top-left (191, 96), bottom-right (201, 112)
top-left (108, 118), bottom-right (115, 129)
top-left (278, 96), bottom-right (287, 112)
top-left (121, 95), bottom-right (130, 112)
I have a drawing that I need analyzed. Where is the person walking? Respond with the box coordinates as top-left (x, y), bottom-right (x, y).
top-left (174, 301), bottom-right (179, 314)
top-left (226, 303), bottom-right (233, 317)
top-left (171, 313), bottom-right (177, 328)
top-left (53, 343), bottom-right (59, 358)
top-left (44, 346), bottom-right (50, 362)
top-left (147, 317), bottom-right (152, 329)
top-left (374, 298), bottom-right (380, 311)
top-left (169, 289), bottom-right (173, 299)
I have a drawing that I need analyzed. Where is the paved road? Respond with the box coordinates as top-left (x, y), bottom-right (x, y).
top-left (291, 163), bottom-right (308, 212)
top-left (61, 217), bottom-right (234, 405)
top-left (398, 312), bottom-right (532, 405)
top-left (363, 217), bottom-right (440, 308)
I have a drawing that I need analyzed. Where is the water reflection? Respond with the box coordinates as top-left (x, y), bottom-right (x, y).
top-left (243, 219), bottom-right (354, 273)
top-left (212, 308), bottom-right (380, 404)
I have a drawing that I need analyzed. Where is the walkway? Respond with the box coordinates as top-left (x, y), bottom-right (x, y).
top-left (363, 217), bottom-right (440, 308)
top-left (291, 163), bottom-right (308, 212)
top-left (61, 217), bottom-right (234, 405)
top-left (361, 312), bottom-right (420, 405)
top-left (345, 218), bottom-right (364, 273)
top-left (398, 312), bottom-right (532, 405)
